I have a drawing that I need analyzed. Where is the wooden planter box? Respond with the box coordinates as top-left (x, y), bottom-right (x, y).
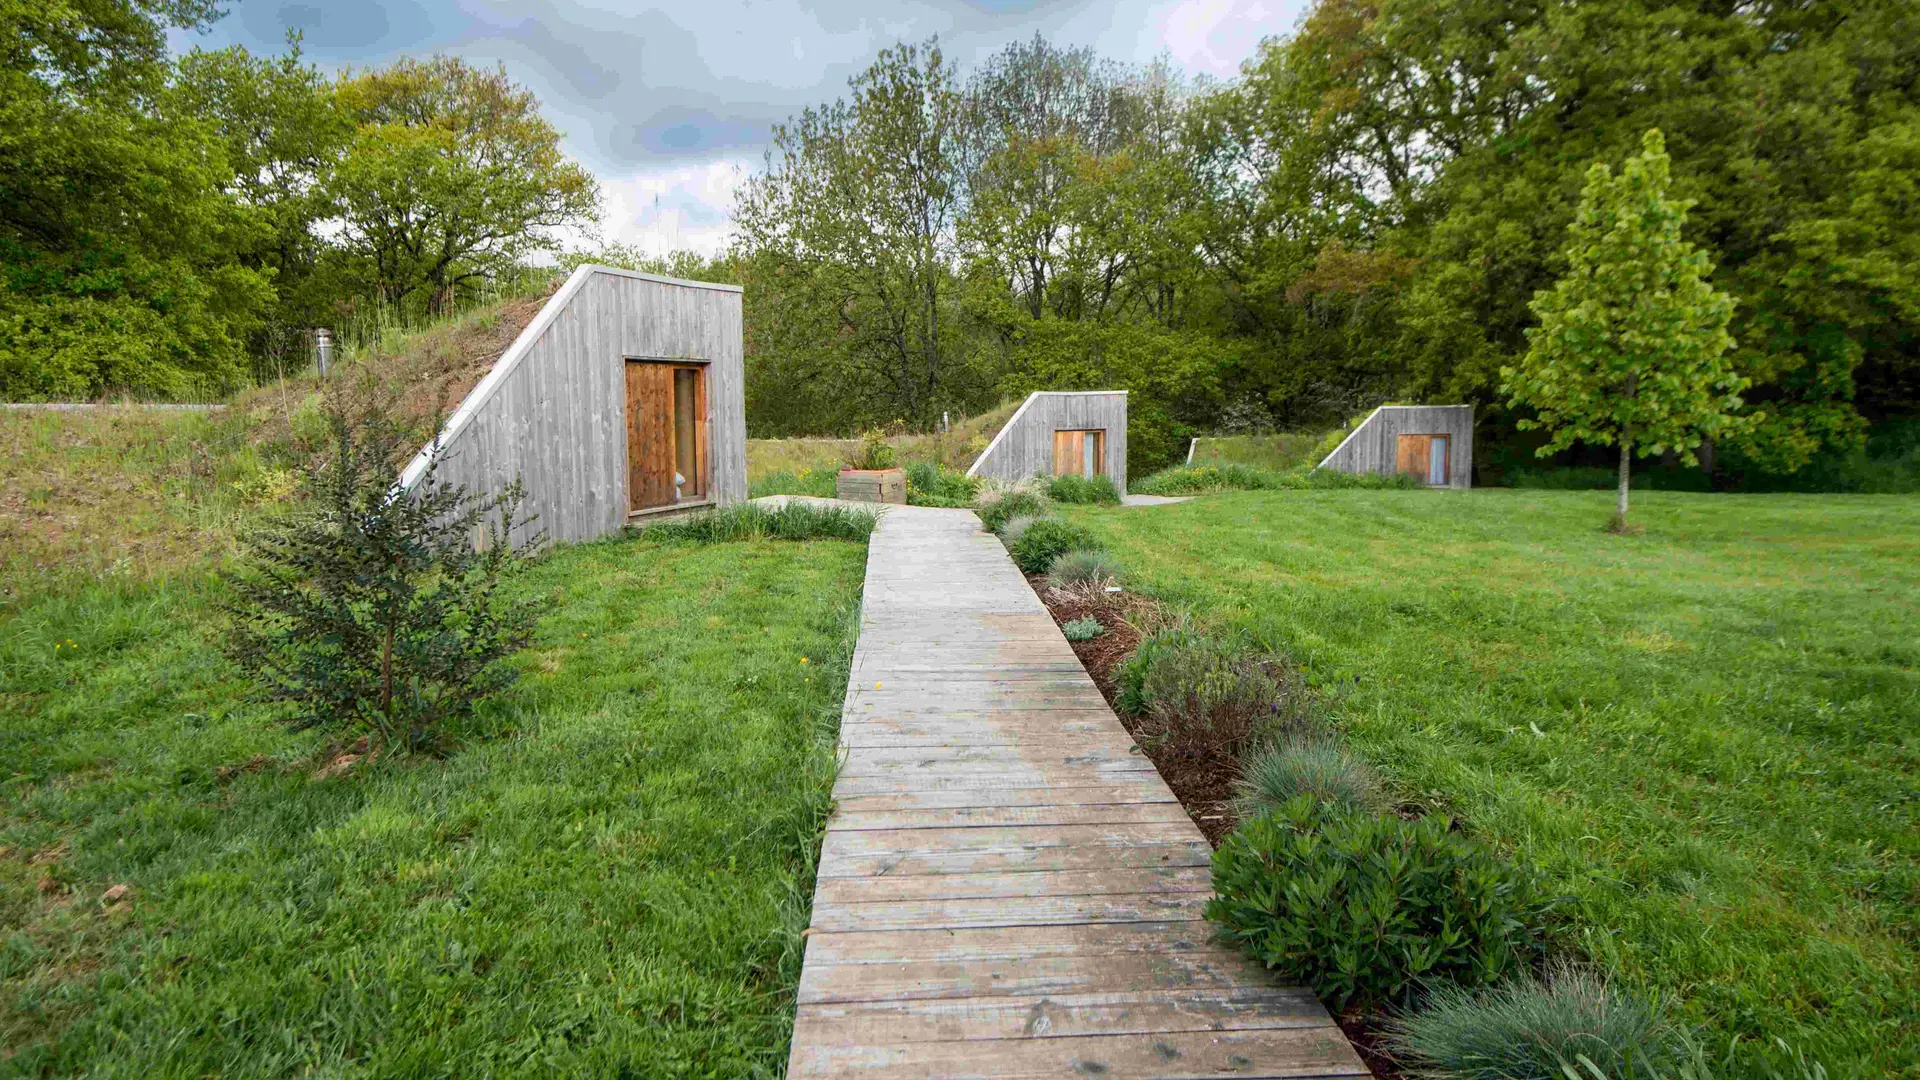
top-left (836, 467), bottom-right (906, 504)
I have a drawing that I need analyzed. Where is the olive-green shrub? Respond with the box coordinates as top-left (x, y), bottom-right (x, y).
top-left (1206, 795), bottom-right (1548, 1014)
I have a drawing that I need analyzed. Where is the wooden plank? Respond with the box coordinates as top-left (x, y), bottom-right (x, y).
top-left (797, 947), bottom-right (1265, 1005)
top-left (807, 892), bottom-right (1210, 933)
top-left (830, 802), bottom-right (1191, 831)
top-left (789, 1026), bottom-right (1369, 1079)
top-left (835, 785), bottom-right (1179, 814)
top-left (793, 987), bottom-right (1330, 1045)
top-left (815, 865), bottom-right (1209, 905)
top-left (819, 838), bottom-right (1211, 879)
top-left (801, 920), bottom-right (1223, 966)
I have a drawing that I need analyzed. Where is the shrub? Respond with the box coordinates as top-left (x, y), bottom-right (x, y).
top-left (1206, 795), bottom-right (1547, 1014)
top-left (905, 460), bottom-right (978, 507)
top-left (1061, 616), bottom-right (1104, 642)
top-left (640, 502), bottom-right (878, 543)
top-left (976, 486), bottom-right (1048, 532)
top-left (1117, 624), bottom-right (1304, 758)
top-left (845, 427), bottom-right (897, 471)
top-left (1387, 965), bottom-right (1683, 1080)
top-left (1046, 548), bottom-right (1124, 588)
top-left (1235, 735), bottom-right (1382, 818)
top-left (223, 390), bottom-right (540, 753)
top-left (1046, 472), bottom-right (1122, 504)
top-left (1008, 518), bottom-right (1101, 575)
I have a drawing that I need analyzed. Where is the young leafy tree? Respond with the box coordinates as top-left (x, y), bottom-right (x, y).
top-left (329, 56), bottom-right (600, 311)
top-left (1503, 130), bottom-right (1744, 530)
top-left (224, 383), bottom-right (542, 752)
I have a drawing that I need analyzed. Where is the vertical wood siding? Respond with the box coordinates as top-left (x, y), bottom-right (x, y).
top-left (967, 391), bottom-right (1129, 492)
top-left (401, 265), bottom-right (747, 544)
top-left (1318, 405), bottom-right (1475, 489)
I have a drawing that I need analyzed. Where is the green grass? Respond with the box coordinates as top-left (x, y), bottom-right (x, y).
top-left (1188, 432), bottom-right (1332, 472)
top-left (1, 533), bottom-right (867, 1076)
top-left (1058, 489), bottom-right (1918, 1079)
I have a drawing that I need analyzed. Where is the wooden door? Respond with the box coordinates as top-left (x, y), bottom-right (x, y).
top-left (626, 361), bottom-right (709, 511)
top-left (1396, 434), bottom-right (1448, 484)
top-left (1051, 429), bottom-right (1105, 477)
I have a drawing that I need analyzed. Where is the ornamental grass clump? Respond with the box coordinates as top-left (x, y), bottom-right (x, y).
top-left (1045, 548), bottom-right (1124, 588)
top-left (223, 388), bottom-right (541, 754)
top-left (640, 502), bottom-right (878, 543)
top-left (1387, 965), bottom-right (1684, 1080)
top-left (1008, 518), bottom-right (1101, 575)
top-left (904, 460), bottom-right (978, 507)
top-left (1235, 735), bottom-right (1384, 818)
top-left (1045, 472), bottom-right (1122, 504)
top-left (1206, 795), bottom-right (1548, 1014)
top-left (975, 484), bottom-right (1048, 532)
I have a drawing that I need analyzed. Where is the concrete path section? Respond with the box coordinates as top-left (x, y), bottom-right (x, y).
top-left (787, 505), bottom-right (1366, 1079)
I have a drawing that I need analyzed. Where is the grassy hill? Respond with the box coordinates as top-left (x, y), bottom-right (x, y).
top-left (1057, 488), bottom-right (1919, 1077)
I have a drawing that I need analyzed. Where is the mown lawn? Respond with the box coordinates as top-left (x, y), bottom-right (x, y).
top-left (1, 533), bottom-right (866, 1077)
top-left (1062, 489), bottom-right (1918, 1079)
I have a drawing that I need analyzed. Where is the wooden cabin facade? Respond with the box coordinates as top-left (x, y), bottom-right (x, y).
top-left (966, 391), bottom-right (1129, 493)
top-left (1317, 405), bottom-right (1474, 489)
top-left (398, 265), bottom-right (747, 544)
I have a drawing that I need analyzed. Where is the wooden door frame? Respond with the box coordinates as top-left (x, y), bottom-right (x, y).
top-left (624, 357), bottom-right (713, 518)
top-left (1394, 433), bottom-right (1450, 486)
top-left (1051, 428), bottom-right (1107, 478)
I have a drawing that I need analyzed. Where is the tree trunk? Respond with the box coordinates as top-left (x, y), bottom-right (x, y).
top-left (1616, 438), bottom-right (1632, 522)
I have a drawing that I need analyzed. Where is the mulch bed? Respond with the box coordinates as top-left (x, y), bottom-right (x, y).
top-left (1027, 574), bottom-right (1240, 846)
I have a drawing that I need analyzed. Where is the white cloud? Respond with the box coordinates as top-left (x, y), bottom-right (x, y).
top-left (593, 158), bottom-right (754, 256)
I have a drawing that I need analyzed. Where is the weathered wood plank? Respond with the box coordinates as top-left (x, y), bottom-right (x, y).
top-left (793, 986), bottom-right (1330, 1044)
top-left (815, 865), bottom-right (1210, 905)
top-left (830, 802), bottom-right (1190, 831)
top-left (788, 1026), bottom-right (1368, 1079)
top-left (808, 892), bottom-right (1210, 933)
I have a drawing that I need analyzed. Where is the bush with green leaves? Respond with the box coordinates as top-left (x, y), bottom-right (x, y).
top-left (905, 460), bottom-right (979, 507)
top-left (1387, 965), bottom-right (1683, 1080)
top-left (1061, 616), bottom-right (1104, 642)
top-left (1008, 518), bottom-right (1101, 575)
top-left (976, 486), bottom-right (1048, 532)
top-left (1235, 735), bottom-right (1383, 819)
top-left (996, 514), bottom-right (1040, 547)
top-left (639, 502), bottom-right (878, 543)
top-left (1045, 472), bottom-right (1122, 504)
top-left (845, 427), bottom-right (898, 471)
top-left (223, 393), bottom-right (541, 753)
top-left (1117, 624), bottom-right (1302, 758)
top-left (1207, 795), bottom-right (1548, 1014)
top-left (1045, 548), bottom-right (1124, 587)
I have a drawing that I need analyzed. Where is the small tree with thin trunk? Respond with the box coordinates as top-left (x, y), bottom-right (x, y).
top-left (224, 383), bottom-right (542, 753)
top-left (1503, 129), bottom-right (1746, 531)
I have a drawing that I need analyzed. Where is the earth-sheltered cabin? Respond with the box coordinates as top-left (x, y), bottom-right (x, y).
top-left (965, 390), bottom-right (1128, 492)
top-left (398, 265), bottom-right (746, 543)
top-left (1318, 404), bottom-right (1475, 488)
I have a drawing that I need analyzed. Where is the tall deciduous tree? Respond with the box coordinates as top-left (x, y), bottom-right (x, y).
top-left (735, 39), bottom-right (974, 428)
top-left (1504, 130), bottom-right (1745, 529)
top-left (330, 56), bottom-right (599, 311)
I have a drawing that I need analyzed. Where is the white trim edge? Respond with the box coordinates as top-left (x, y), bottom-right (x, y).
top-left (396, 264), bottom-right (738, 491)
top-left (963, 390), bottom-right (1127, 478)
top-left (1315, 405), bottom-right (1385, 470)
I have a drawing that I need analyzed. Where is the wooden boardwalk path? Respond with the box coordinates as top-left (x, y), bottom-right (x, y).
top-left (788, 506), bottom-right (1367, 1079)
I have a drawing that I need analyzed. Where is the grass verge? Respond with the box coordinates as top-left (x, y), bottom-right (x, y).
top-left (2, 532), bottom-right (866, 1075)
top-left (1057, 488), bottom-right (1918, 1078)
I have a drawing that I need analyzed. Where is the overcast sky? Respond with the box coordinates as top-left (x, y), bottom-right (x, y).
top-left (173, 0), bottom-right (1308, 255)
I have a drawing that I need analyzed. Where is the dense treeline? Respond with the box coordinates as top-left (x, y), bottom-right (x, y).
top-left (0, 0), bottom-right (597, 399)
top-left (5, 1), bottom-right (1915, 485)
top-left (732, 4), bottom-right (1920, 481)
